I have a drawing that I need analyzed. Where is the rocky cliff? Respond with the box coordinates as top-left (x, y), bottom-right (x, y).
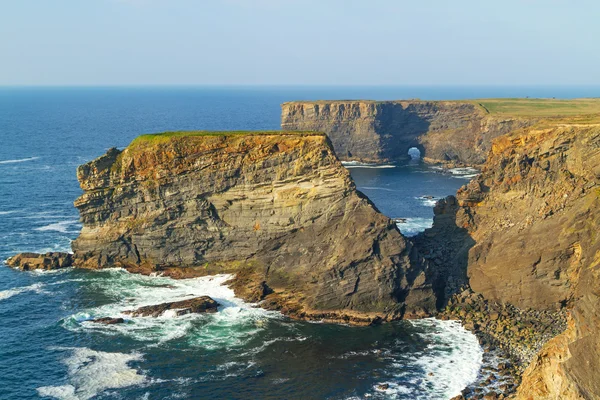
top-left (72, 131), bottom-right (435, 323)
top-left (281, 100), bottom-right (532, 165)
top-left (422, 124), bottom-right (600, 399)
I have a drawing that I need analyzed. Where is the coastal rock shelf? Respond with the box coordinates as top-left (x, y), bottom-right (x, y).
top-left (6, 252), bottom-right (73, 271)
top-left (71, 131), bottom-right (436, 322)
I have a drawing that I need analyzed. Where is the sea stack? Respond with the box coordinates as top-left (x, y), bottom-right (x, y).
top-left (71, 131), bottom-right (436, 323)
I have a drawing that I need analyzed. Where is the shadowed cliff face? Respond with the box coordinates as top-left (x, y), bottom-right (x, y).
top-left (423, 125), bottom-right (600, 399)
top-left (72, 133), bottom-right (436, 321)
top-left (281, 101), bottom-right (532, 165)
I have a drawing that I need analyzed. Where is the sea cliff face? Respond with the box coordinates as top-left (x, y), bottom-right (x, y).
top-left (281, 100), bottom-right (532, 165)
top-left (424, 124), bottom-right (600, 399)
top-left (72, 132), bottom-right (435, 322)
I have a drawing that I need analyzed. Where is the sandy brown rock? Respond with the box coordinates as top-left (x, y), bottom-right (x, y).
top-left (72, 132), bottom-right (436, 321)
top-left (281, 101), bottom-right (532, 164)
top-left (123, 296), bottom-right (219, 317)
top-left (5, 252), bottom-right (74, 271)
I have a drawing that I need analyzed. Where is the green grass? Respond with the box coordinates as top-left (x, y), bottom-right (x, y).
top-left (130, 130), bottom-right (325, 145)
top-left (469, 98), bottom-right (600, 118)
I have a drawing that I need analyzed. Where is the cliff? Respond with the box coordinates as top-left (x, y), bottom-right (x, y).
top-left (72, 131), bottom-right (436, 323)
top-left (281, 100), bottom-right (532, 165)
top-left (422, 124), bottom-right (600, 399)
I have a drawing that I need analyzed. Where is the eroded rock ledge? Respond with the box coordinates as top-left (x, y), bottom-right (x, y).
top-left (70, 131), bottom-right (436, 323)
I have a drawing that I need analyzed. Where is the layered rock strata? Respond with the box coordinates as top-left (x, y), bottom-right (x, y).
top-left (71, 131), bottom-right (436, 322)
top-left (281, 100), bottom-right (532, 164)
top-left (421, 125), bottom-right (600, 399)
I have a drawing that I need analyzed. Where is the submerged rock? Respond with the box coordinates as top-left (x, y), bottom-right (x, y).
top-left (5, 252), bottom-right (73, 271)
top-left (91, 317), bottom-right (125, 325)
top-left (123, 296), bottom-right (219, 317)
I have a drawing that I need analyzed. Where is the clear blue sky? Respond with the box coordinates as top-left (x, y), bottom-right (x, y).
top-left (1, 0), bottom-right (598, 86)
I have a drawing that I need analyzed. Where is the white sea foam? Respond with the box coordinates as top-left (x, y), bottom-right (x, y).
top-left (427, 165), bottom-right (480, 180)
top-left (64, 271), bottom-right (279, 347)
top-left (0, 211), bottom-right (16, 216)
top-left (364, 319), bottom-right (483, 400)
top-left (342, 161), bottom-right (396, 169)
top-left (447, 167), bottom-right (480, 180)
top-left (396, 217), bottom-right (433, 236)
top-left (35, 220), bottom-right (82, 233)
top-left (37, 347), bottom-right (147, 400)
top-left (410, 319), bottom-right (483, 399)
top-left (0, 156), bottom-right (40, 164)
top-left (415, 196), bottom-right (440, 207)
top-left (448, 167), bottom-right (479, 176)
top-left (0, 282), bottom-right (47, 300)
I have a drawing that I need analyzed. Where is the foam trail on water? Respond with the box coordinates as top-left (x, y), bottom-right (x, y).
top-left (359, 186), bottom-right (397, 192)
top-left (0, 156), bottom-right (40, 164)
top-left (35, 220), bottom-right (82, 233)
top-left (37, 347), bottom-right (146, 400)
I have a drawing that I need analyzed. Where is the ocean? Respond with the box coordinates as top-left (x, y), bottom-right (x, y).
top-left (0, 86), bottom-right (594, 400)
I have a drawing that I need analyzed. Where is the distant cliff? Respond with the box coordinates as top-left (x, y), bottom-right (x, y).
top-left (422, 124), bottom-right (600, 399)
top-left (72, 131), bottom-right (436, 323)
top-left (281, 100), bottom-right (532, 165)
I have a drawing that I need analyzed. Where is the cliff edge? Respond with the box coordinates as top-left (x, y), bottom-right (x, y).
top-left (423, 124), bottom-right (600, 399)
top-left (72, 131), bottom-right (436, 323)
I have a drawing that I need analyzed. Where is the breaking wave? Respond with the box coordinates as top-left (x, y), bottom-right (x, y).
top-left (0, 282), bottom-right (47, 301)
top-left (37, 347), bottom-right (147, 400)
top-left (367, 319), bottom-right (483, 400)
top-left (396, 217), bottom-right (433, 236)
top-left (35, 220), bottom-right (82, 234)
top-left (63, 271), bottom-right (279, 347)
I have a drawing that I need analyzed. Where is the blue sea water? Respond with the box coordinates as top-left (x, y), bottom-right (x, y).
top-left (0, 86), bottom-right (595, 400)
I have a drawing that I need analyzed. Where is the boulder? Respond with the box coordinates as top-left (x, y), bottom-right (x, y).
top-left (91, 317), bottom-right (125, 325)
top-left (123, 296), bottom-right (219, 317)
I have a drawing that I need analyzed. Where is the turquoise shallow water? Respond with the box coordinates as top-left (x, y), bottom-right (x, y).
top-left (0, 86), bottom-right (593, 399)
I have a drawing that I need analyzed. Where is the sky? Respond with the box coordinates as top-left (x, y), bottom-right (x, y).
top-left (1, 0), bottom-right (599, 86)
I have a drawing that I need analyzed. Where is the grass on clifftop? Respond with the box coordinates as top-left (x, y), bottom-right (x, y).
top-left (131, 130), bottom-right (325, 145)
top-left (472, 98), bottom-right (600, 118)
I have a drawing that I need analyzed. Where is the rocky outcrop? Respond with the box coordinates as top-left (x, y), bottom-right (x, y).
top-left (281, 100), bottom-right (533, 164)
top-left (123, 296), bottom-right (219, 317)
top-left (71, 131), bottom-right (436, 322)
top-left (5, 252), bottom-right (74, 271)
top-left (421, 124), bottom-right (600, 399)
